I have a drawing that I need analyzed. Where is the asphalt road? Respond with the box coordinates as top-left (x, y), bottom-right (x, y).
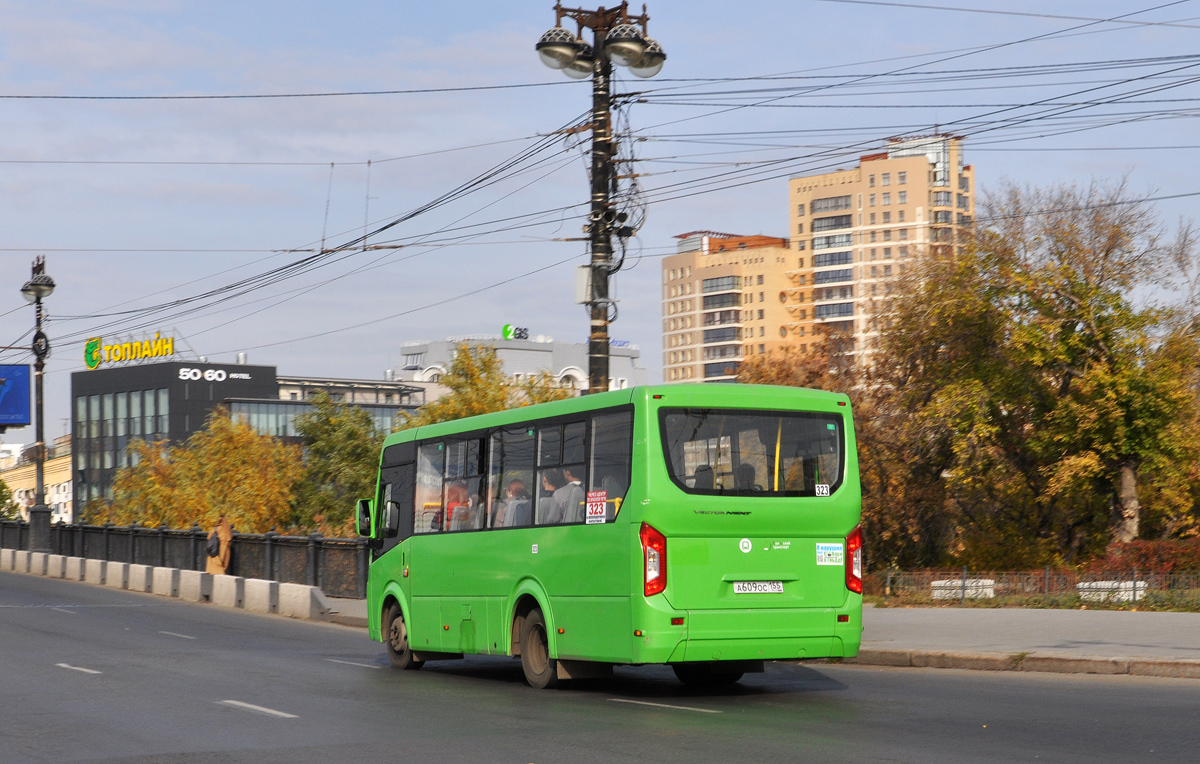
top-left (3, 571), bottom-right (1199, 764)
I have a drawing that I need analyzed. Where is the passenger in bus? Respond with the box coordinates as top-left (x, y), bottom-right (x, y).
top-left (538, 469), bottom-right (567, 524)
top-left (501, 480), bottom-right (531, 528)
top-left (736, 463), bottom-right (761, 491)
top-left (445, 481), bottom-right (469, 530)
top-left (560, 466), bottom-right (586, 523)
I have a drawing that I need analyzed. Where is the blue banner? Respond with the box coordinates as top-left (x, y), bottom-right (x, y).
top-left (0, 365), bottom-right (31, 427)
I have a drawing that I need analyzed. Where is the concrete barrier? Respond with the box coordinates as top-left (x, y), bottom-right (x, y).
top-left (212, 575), bottom-right (245, 609)
top-left (104, 562), bottom-right (129, 590)
top-left (0, 548), bottom-right (13, 571)
top-left (84, 558), bottom-right (106, 585)
top-left (65, 556), bottom-right (86, 581)
top-left (128, 564), bottom-right (153, 592)
top-left (46, 554), bottom-right (66, 578)
top-left (243, 578), bottom-right (279, 614)
top-left (152, 567), bottom-right (180, 598)
top-left (179, 570), bottom-right (212, 602)
top-left (14, 550), bottom-right (31, 573)
top-left (279, 583), bottom-right (328, 620)
top-left (29, 552), bottom-right (48, 576)
top-left (1077, 581), bottom-right (1147, 603)
top-left (931, 578), bottom-right (996, 600)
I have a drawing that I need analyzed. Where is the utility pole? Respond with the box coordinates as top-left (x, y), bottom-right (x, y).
top-left (536, 2), bottom-right (665, 393)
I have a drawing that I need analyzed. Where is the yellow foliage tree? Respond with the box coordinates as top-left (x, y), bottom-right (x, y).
top-left (108, 409), bottom-right (303, 533)
top-left (398, 344), bottom-right (570, 430)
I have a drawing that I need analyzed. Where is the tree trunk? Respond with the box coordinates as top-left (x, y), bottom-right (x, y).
top-left (1112, 459), bottom-right (1140, 543)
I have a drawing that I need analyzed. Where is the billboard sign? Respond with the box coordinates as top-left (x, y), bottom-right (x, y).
top-left (84, 332), bottom-right (174, 370)
top-left (0, 365), bottom-right (31, 427)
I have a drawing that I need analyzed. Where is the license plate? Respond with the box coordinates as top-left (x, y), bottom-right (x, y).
top-left (733, 581), bottom-right (784, 594)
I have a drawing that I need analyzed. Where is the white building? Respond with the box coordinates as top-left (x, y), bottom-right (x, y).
top-left (394, 335), bottom-right (650, 393)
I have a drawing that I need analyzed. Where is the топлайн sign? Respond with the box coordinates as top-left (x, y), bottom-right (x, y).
top-left (84, 333), bottom-right (174, 370)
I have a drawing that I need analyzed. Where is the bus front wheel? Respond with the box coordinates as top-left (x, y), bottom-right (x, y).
top-left (384, 603), bottom-right (424, 671)
top-left (672, 664), bottom-right (744, 687)
top-left (519, 608), bottom-right (559, 689)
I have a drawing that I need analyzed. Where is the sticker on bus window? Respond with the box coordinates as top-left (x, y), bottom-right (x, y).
top-left (815, 484), bottom-right (831, 497)
top-left (586, 491), bottom-right (607, 524)
top-left (816, 543), bottom-right (843, 566)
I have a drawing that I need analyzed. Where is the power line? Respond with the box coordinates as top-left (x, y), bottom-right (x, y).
top-left (809, 0), bottom-right (1200, 29)
top-left (0, 82), bottom-right (581, 101)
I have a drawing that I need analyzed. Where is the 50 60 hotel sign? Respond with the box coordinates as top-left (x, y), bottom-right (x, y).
top-left (84, 333), bottom-right (175, 370)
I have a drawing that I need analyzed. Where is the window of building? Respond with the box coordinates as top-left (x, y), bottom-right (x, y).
top-left (959, 176), bottom-right (969, 192)
top-left (899, 246), bottom-right (909, 257)
top-left (797, 223), bottom-right (803, 234)
top-left (813, 250), bottom-right (852, 267)
top-left (933, 191), bottom-right (952, 206)
top-left (870, 231), bottom-right (877, 242)
top-left (868, 175), bottom-right (876, 187)
top-left (898, 171), bottom-right (907, 184)
top-left (813, 234), bottom-right (853, 251)
top-left (869, 194), bottom-right (876, 207)
top-left (797, 204), bottom-right (805, 216)
top-left (898, 210), bottom-right (906, 222)
top-left (814, 268), bottom-right (853, 285)
top-left (758, 292), bottom-right (764, 302)
top-left (900, 229), bottom-right (908, 240)
top-left (812, 214), bottom-right (853, 232)
top-left (883, 248), bottom-right (892, 259)
top-left (702, 275), bottom-right (741, 293)
top-left (884, 265), bottom-right (893, 276)
top-left (882, 211), bottom-right (891, 223)
top-left (814, 303), bottom-right (854, 319)
top-left (898, 191), bottom-right (907, 205)
top-left (883, 230), bottom-right (892, 241)
top-left (704, 327), bottom-right (742, 343)
top-left (757, 309), bottom-right (764, 319)
top-left (870, 265), bottom-right (878, 277)
top-left (869, 213), bottom-right (876, 225)
top-left (882, 173), bottom-right (891, 186)
top-left (811, 195), bottom-right (852, 213)
top-left (882, 193), bottom-right (891, 205)
top-left (757, 274), bottom-right (764, 285)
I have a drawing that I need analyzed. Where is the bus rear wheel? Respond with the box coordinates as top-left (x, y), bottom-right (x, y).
top-left (672, 664), bottom-right (744, 687)
top-left (519, 608), bottom-right (559, 689)
top-left (384, 603), bottom-right (423, 671)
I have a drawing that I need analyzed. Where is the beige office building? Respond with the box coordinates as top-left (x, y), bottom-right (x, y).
top-left (788, 134), bottom-right (973, 353)
top-left (661, 134), bottom-right (973, 381)
top-left (662, 233), bottom-right (795, 382)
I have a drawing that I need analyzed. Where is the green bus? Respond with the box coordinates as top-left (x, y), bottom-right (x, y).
top-left (358, 383), bottom-right (862, 688)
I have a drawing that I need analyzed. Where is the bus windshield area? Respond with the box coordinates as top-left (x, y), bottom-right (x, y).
top-left (660, 408), bottom-right (843, 497)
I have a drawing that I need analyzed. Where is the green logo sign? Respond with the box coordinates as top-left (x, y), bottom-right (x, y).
top-left (84, 337), bottom-right (102, 370)
top-left (502, 325), bottom-right (529, 341)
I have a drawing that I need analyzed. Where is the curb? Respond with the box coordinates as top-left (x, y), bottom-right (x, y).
top-left (0, 553), bottom-right (361, 627)
top-left (842, 648), bottom-right (1200, 680)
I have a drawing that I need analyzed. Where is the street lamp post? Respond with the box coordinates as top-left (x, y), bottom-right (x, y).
top-left (21, 256), bottom-right (55, 553)
top-left (536, 2), bottom-right (665, 393)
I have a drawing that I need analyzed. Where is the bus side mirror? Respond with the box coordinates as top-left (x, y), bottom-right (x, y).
top-left (385, 501), bottom-right (401, 537)
top-left (356, 499), bottom-right (373, 537)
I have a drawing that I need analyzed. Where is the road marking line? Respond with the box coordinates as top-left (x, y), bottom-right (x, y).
top-left (326, 658), bottom-right (381, 670)
top-left (608, 698), bottom-right (721, 714)
top-left (159, 631), bottom-right (196, 640)
top-left (51, 607), bottom-right (77, 614)
top-left (216, 700), bottom-right (298, 718)
top-left (56, 663), bottom-right (101, 675)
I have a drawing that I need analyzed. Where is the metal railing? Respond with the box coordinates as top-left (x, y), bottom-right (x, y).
top-left (0, 519), bottom-right (368, 598)
top-left (867, 567), bottom-right (1200, 606)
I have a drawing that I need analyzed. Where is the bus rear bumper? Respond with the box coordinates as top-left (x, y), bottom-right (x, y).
top-left (634, 602), bottom-right (862, 664)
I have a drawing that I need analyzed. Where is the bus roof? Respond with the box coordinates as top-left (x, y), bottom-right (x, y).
top-left (382, 383), bottom-right (850, 447)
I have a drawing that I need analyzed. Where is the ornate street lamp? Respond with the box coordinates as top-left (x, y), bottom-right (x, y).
top-left (536, 2), bottom-right (666, 393)
top-left (20, 256), bottom-right (54, 552)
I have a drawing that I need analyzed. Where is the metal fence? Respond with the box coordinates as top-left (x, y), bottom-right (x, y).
top-left (866, 568), bottom-right (1200, 605)
top-left (0, 519), bottom-right (368, 598)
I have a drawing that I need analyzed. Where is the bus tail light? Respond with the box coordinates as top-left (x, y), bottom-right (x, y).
top-left (846, 526), bottom-right (863, 594)
top-left (640, 523), bottom-right (667, 597)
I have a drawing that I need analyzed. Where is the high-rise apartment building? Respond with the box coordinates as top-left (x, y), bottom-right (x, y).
top-left (661, 232), bottom-right (793, 382)
top-left (787, 135), bottom-right (973, 353)
top-left (660, 135), bottom-right (973, 382)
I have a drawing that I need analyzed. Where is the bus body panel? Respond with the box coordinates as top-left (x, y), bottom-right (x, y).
top-left (365, 383), bottom-right (863, 670)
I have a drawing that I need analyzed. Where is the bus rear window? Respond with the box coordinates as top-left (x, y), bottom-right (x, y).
top-left (660, 408), bottom-right (844, 497)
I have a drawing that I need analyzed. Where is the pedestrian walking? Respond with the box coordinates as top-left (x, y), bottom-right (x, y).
top-left (205, 515), bottom-right (232, 575)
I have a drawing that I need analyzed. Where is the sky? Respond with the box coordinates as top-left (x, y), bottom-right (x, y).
top-left (2, 0), bottom-right (1199, 445)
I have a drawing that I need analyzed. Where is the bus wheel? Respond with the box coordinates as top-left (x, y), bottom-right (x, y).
top-left (672, 664), bottom-right (744, 687)
top-left (519, 608), bottom-right (559, 689)
top-left (385, 603), bottom-right (424, 671)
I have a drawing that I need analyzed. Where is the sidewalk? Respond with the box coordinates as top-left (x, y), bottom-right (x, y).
top-left (852, 605), bottom-right (1200, 678)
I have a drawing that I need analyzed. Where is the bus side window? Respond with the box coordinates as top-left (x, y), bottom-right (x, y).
top-left (489, 426), bottom-right (535, 528)
top-left (377, 462), bottom-right (416, 550)
top-left (444, 438), bottom-right (486, 532)
top-left (415, 442), bottom-right (444, 534)
top-left (536, 422), bottom-right (586, 525)
top-left (589, 411), bottom-right (633, 521)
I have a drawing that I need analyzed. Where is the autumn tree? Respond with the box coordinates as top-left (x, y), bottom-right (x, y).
top-left (398, 343), bottom-right (569, 430)
top-left (109, 409), bottom-right (303, 533)
top-left (0, 478), bottom-right (18, 521)
top-left (290, 391), bottom-right (384, 536)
